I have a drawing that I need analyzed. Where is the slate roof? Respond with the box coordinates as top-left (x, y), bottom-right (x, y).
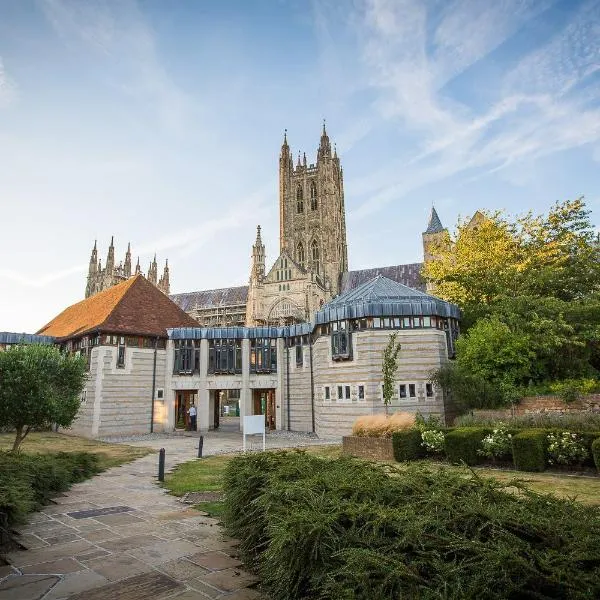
top-left (339, 263), bottom-right (424, 294)
top-left (170, 286), bottom-right (249, 312)
top-left (38, 274), bottom-right (198, 340)
top-left (425, 206), bottom-right (445, 234)
top-left (316, 275), bottom-right (460, 324)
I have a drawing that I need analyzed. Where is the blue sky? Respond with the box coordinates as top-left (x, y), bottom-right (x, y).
top-left (1, 0), bottom-right (599, 332)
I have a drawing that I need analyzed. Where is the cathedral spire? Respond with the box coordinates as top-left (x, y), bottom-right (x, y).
top-left (135, 257), bottom-right (141, 275)
top-left (425, 206), bottom-right (444, 234)
top-left (124, 241), bottom-right (132, 277)
top-left (106, 236), bottom-right (115, 271)
top-left (318, 119), bottom-right (331, 159)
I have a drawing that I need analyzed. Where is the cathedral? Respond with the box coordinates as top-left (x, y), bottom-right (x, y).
top-left (85, 238), bottom-right (170, 298)
top-left (170, 124), bottom-right (448, 326)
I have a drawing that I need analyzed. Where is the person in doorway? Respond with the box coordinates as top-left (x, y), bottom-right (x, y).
top-left (188, 402), bottom-right (197, 431)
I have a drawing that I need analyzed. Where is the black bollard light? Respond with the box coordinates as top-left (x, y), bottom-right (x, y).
top-left (197, 435), bottom-right (204, 459)
top-left (158, 447), bottom-right (165, 481)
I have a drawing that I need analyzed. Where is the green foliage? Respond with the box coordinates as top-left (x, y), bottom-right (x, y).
top-left (454, 411), bottom-right (600, 432)
top-left (391, 430), bottom-right (425, 462)
top-left (478, 424), bottom-right (513, 460)
top-left (592, 438), bottom-right (600, 473)
top-left (381, 333), bottom-right (401, 413)
top-left (420, 429), bottom-right (445, 454)
top-left (0, 451), bottom-right (100, 525)
top-left (0, 345), bottom-right (88, 450)
top-left (444, 427), bottom-right (490, 465)
top-left (223, 451), bottom-right (600, 600)
top-left (512, 430), bottom-right (547, 472)
top-left (414, 412), bottom-right (443, 432)
top-left (546, 432), bottom-right (588, 466)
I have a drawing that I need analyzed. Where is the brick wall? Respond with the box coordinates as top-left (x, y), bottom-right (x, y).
top-left (516, 394), bottom-right (600, 413)
top-left (342, 436), bottom-right (394, 461)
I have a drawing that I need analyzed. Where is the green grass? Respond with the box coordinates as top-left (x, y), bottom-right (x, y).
top-left (0, 431), bottom-right (154, 469)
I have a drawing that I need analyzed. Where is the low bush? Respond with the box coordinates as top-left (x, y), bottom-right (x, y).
top-left (391, 430), bottom-right (425, 461)
top-left (420, 429), bottom-right (445, 454)
top-left (223, 452), bottom-right (600, 600)
top-left (455, 411), bottom-right (600, 432)
top-left (444, 427), bottom-right (489, 465)
top-left (593, 438), bottom-right (600, 473)
top-left (546, 432), bottom-right (588, 466)
top-left (512, 430), bottom-right (547, 472)
top-left (478, 424), bottom-right (513, 460)
top-left (352, 413), bottom-right (415, 438)
top-left (0, 451), bottom-right (101, 525)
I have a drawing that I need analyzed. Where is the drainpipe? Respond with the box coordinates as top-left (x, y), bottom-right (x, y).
top-left (150, 336), bottom-right (158, 433)
top-left (286, 344), bottom-right (291, 431)
top-left (309, 339), bottom-right (315, 434)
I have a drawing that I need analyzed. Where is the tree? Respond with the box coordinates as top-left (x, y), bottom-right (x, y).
top-left (382, 333), bottom-right (401, 415)
top-left (0, 345), bottom-right (88, 451)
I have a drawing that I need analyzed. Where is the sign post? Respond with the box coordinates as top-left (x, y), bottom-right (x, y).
top-left (243, 415), bottom-right (266, 452)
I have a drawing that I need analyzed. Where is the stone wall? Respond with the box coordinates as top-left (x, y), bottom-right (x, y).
top-left (516, 394), bottom-right (600, 413)
top-left (342, 436), bottom-right (394, 461)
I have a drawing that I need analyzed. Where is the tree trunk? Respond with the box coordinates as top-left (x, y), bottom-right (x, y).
top-left (384, 403), bottom-right (389, 417)
top-left (12, 426), bottom-right (24, 452)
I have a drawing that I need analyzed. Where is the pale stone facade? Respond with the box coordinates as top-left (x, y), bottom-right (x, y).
top-left (85, 237), bottom-right (170, 298)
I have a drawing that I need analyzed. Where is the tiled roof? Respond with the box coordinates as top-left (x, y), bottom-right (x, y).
top-left (339, 263), bottom-right (424, 294)
top-left (38, 274), bottom-right (198, 340)
top-left (425, 206), bottom-right (445, 234)
top-left (170, 286), bottom-right (249, 312)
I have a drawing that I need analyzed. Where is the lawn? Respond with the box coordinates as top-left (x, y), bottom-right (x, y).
top-left (162, 444), bottom-right (600, 517)
top-left (0, 431), bottom-right (153, 469)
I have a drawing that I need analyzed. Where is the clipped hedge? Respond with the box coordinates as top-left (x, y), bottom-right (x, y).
top-left (512, 430), bottom-right (547, 472)
top-left (392, 429), bottom-right (425, 462)
top-left (592, 438), bottom-right (600, 473)
top-left (444, 427), bottom-right (489, 465)
top-left (0, 451), bottom-right (101, 525)
top-left (223, 451), bottom-right (600, 600)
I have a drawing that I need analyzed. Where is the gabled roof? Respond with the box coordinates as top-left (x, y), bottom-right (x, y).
top-left (37, 274), bottom-right (198, 340)
top-left (170, 285), bottom-right (248, 311)
top-left (316, 275), bottom-right (460, 324)
top-left (339, 263), bottom-right (424, 293)
top-left (425, 206), bottom-right (445, 234)
top-left (265, 250), bottom-right (307, 281)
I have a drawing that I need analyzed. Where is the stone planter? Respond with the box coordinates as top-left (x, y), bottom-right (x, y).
top-left (342, 436), bottom-right (394, 461)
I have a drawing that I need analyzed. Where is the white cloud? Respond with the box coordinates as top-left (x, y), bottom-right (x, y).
top-left (0, 57), bottom-right (17, 107)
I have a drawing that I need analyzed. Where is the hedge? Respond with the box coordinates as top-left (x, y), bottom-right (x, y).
top-left (592, 438), bottom-right (600, 473)
top-left (223, 451), bottom-right (600, 600)
top-left (444, 427), bottom-right (490, 465)
top-left (392, 430), bottom-right (425, 462)
top-left (512, 430), bottom-right (547, 472)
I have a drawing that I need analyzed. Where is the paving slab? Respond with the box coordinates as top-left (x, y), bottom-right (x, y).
top-left (200, 568), bottom-right (259, 593)
top-left (0, 573), bottom-right (60, 600)
top-left (84, 553), bottom-right (154, 582)
top-left (43, 570), bottom-right (110, 600)
top-left (154, 558), bottom-right (211, 581)
top-left (187, 551), bottom-right (242, 571)
top-left (20, 557), bottom-right (86, 575)
top-left (126, 539), bottom-right (201, 566)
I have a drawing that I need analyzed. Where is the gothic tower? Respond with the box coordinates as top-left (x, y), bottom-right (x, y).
top-left (422, 206), bottom-right (448, 263)
top-left (246, 225), bottom-right (266, 326)
top-left (124, 242), bottom-right (132, 278)
top-left (279, 123), bottom-right (348, 295)
top-left (85, 240), bottom-right (98, 298)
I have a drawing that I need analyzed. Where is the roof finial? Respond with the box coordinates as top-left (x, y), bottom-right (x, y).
top-left (322, 118), bottom-right (326, 135)
top-left (283, 128), bottom-right (287, 144)
top-left (110, 235), bottom-right (114, 247)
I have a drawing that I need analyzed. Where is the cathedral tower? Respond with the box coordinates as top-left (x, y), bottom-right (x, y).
top-left (245, 225), bottom-right (266, 326)
top-left (85, 240), bottom-right (98, 298)
top-left (279, 123), bottom-right (348, 295)
top-left (422, 206), bottom-right (448, 263)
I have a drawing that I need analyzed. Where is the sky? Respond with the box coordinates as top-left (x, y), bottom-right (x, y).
top-left (1, 0), bottom-right (600, 332)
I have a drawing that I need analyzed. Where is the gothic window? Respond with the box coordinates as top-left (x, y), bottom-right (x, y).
top-left (311, 239), bottom-right (319, 261)
top-left (296, 185), bottom-right (304, 213)
top-left (310, 181), bottom-right (317, 210)
top-left (297, 242), bottom-right (305, 268)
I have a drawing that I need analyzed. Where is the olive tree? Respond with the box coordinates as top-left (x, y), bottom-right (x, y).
top-left (0, 344), bottom-right (88, 451)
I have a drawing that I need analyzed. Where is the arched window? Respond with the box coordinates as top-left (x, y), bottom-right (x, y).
top-left (296, 185), bottom-right (303, 213)
top-left (310, 181), bottom-right (317, 210)
top-left (297, 242), bottom-right (305, 268)
top-left (311, 239), bottom-right (319, 262)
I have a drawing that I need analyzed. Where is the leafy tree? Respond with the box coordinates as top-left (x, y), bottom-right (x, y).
top-left (0, 345), bottom-right (88, 451)
top-left (382, 333), bottom-right (401, 415)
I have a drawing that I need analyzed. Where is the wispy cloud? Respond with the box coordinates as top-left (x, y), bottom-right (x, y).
top-left (0, 57), bottom-right (17, 107)
top-left (39, 0), bottom-right (192, 134)
top-left (0, 264), bottom-right (86, 288)
top-left (348, 0), bottom-right (600, 217)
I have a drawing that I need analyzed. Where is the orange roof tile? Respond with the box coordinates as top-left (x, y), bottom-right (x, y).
top-left (37, 275), bottom-right (198, 339)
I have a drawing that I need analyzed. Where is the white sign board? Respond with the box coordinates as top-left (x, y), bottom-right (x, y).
top-left (243, 415), bottom-right (266, 452)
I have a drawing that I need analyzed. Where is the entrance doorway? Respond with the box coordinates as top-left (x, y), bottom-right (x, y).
top-left (175, 390), bottom-right (197, 430)
top-left (253, 389), bottom-right (276, 430)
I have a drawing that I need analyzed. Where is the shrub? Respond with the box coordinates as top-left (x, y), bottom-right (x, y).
top-left (414, 412), bottom-right (443, 431)
top-left (421, 430), bottom-right (445, 454)
top-left (392, 430), bottom-right (425, 462)
top-left (223, 452), bottom-right (600, 600)
top-left (478, 424), bottom-right (513, 460)
top-left (352, 412), bottom-right (415, 438)
top-left (592, 438), bottom-right (600, 473)
top-left (546, 432), bottom-right (588, 466)
top-left (454, 411), bottom-right (600, 432)
top-left (512, 430), bottom-right (547, 472)
top-left (444, 427), bottom-right (489, 465)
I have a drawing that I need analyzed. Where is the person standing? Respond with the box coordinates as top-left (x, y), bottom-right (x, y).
top-left (188, 402), bottom-right (197, 431)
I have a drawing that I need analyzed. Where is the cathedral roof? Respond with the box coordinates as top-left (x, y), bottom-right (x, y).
top-left (315, 275), bottom-right (460, 324)
top-left (339, 263), bottom-right (425, 294)
top-left (425, 206), bottom-right (445, 234)
top-left (170, 285), bottom-right (249, 311)
top-left (38, 274), bottom-right (197, 340)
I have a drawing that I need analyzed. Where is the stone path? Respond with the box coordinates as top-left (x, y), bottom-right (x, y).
top-left (0, 431), bottom-right (339, 599)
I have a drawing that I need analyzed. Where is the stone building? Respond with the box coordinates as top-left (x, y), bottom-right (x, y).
top-left (85, 237), bottom-right (170, 298)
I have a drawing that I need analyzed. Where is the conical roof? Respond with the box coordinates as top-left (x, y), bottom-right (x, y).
top-left (425, 206), bottom-right (445, 234)
top-left (327, 275), bottom-right (428, 307)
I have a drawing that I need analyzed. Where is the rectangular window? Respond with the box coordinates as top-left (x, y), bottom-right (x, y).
top-left (325, 386), bottom-right (330, 400)
top-left (409, 384), bottom-right (416, 398)
top-left (173, 340), bottom-right (194, 375)
top-left (157, 388), bottom-right (164, 400)
top-left (337, 385), bottom-right (343, 400)
top-left (296, 343), bottom-right (303, 366)
top-left (116, 343), bottom-right (125, 368)
top-left (399, 384), bottom-right (407, 398)
top-left (345, 385), bottom-right (351, 400)
top-left (358, 385), bottom-right (364, 400)
top-left (331, 323), bottom-right (352, 361)
top-left (423, 316), bottom-right (431, 327)
top-left (209, 339), bottom-right (242, 374)
top-left (403, 317), bottom-right (411, 328)
top-left (373, 318), bottom-right (381, 328)
top-left (250, 338), bottom-right (277, 373)
top-left (426, 383), bottom-right (433, 397)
